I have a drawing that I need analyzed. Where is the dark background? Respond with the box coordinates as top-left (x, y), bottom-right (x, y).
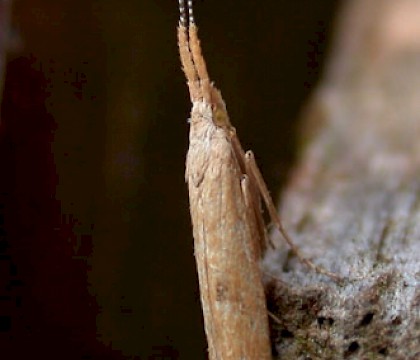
top-left (0, 0), bottom-right (339, 358)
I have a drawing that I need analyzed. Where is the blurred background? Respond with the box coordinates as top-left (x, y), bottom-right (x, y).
top-left (0, 0), bottom-right (340, 358)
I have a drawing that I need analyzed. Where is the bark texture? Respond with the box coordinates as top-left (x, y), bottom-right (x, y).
top-left (264, 1), bottom-right (420, 359)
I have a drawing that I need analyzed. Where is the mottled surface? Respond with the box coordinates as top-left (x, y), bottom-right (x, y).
top-left (264, 1), bottom-right (420, 358)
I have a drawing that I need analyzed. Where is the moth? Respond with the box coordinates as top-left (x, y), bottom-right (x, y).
top-left (177, 1), bottom-right (340, 359)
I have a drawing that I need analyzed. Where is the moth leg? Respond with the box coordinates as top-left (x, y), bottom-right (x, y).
top-left (244, 150), bottom-right (343, 282)
top-left (240, 175), bottom-right (268, 260)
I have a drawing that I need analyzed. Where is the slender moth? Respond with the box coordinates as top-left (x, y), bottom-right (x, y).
top-left (177, 1), bottom-right (341, 359)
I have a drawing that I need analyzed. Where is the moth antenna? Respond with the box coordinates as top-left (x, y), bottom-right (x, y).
top-left (178, 0), bottom-right (200, 101)
top-left (187, 0), bottom-right (195, 25)
top-left (178, 0), bottom-right (212, 103)
top-left (179, 0), bottom-right (187, 27)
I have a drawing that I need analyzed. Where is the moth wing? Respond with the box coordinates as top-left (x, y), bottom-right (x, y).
top-left (188, 132), bottom-right (271, 359)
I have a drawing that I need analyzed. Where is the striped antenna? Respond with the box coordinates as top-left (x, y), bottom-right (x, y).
top-left (179, 0), bottom-right (195, 27)
top-left (187, 0), bottom-right (195, 25)
top-left (178, 0), bottom-right (187, 27)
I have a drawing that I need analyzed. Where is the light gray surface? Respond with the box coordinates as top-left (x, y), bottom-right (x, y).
top-left (263, 1), bottom-right (420, 358)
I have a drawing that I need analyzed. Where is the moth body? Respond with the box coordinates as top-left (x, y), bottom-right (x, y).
top-left (186, 97), bottom-right (271, 360)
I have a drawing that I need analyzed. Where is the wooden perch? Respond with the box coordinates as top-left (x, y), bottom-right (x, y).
top-left (264, 1), bottom-right (420, 358)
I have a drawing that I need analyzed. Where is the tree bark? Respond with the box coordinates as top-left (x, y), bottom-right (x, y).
top-left (265, 1), bottom-right (420, 359)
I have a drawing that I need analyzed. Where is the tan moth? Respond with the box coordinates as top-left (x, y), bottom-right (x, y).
top-left (177, 1), bottom-right (340, 359)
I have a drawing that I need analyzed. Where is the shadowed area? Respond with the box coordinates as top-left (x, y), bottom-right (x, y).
top-left (0, 0), bottom-right (339, 358)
